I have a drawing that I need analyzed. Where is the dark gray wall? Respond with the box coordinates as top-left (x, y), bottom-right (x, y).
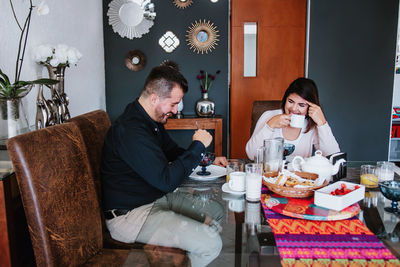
top-left (308, 0), bottom-right (398, 160)
top-left (103, 0), bottom-right (229, 155)
top-left (103, 0), bottom-right (399, 160)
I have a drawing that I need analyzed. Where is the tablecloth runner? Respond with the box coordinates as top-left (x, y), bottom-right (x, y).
top-left (261, 186), bottom-right (400, 267)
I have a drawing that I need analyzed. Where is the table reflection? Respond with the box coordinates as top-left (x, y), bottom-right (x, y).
top-left (135, 189), bottom-right (224, 267)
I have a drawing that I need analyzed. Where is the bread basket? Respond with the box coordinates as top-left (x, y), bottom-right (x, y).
top-left (263, 171), bottom-right (327, 198)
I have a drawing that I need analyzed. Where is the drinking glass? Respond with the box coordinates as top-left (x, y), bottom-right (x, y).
top-left (360, 165), bottom-right (378, 188)
top-left (196, 152), bottom-right (215, 176)
top-left (376, 161), bottom-right (395, 182)
top-left (245, 163), bottom-right (263, 201)
top-left (262, 138), bottom-right (284, 177)
top-left (226, 159), bottom-right (244, 182)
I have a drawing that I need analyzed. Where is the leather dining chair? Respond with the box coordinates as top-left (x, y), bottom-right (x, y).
top-left (68, 110), bottom-right (145, 250)
top-left (6, 123), bottom-right (130, 266)
top-left (250, 100), bottom-right (281, 136)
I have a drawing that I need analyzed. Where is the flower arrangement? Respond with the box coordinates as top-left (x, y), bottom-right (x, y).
top-left (0, 0), bottom-right (57, 100)
top-left (33, 44), bottom-right (82, 67)
top-left (196, 69), bottom-right (220, 93)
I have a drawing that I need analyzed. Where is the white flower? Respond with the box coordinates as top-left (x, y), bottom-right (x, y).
top-left (34, 43), bottom-right (82, 67)
top-left (53, 44), bottom-right (69, 65)
top-left (49, 58), bottom-right (60, 67)
top-left (35, 1), bottom-right (49, 16)
top-left (32, 44), bottom-right (53, 63)
top-left (67, 47), bottom-right (82, 65)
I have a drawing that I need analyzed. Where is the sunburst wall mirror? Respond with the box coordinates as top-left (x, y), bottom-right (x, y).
top-left (107, 0), bottom-right (156, 39)
top-left (186, 20), bottom-right (220, 54)
top-left (173, 0), bottom-right (193, 9)
top-left (125, 50), bottom-right (146, 71)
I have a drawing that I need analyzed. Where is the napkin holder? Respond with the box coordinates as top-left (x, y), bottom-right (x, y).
top-left (329, 152), bottom-right (347, 182)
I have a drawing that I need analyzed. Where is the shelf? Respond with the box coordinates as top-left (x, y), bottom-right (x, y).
top-left (391, 138), bottom-right (400, 141)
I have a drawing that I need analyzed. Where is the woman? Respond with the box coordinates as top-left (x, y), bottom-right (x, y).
top-left (245, 77), bottom-right (340, 161)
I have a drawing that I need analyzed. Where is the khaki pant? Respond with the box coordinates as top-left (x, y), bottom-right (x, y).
top-left (107, 191), bottom-right (224, 267)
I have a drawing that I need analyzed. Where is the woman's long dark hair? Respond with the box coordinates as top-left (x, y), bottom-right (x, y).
top-left (281, 77), bottom-right (321, 133)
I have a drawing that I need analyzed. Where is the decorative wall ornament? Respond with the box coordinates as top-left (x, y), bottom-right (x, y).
top-left (107, 0), bottom-right (156, 39)
top-left (186, 19), bottom-right (220, 54)
top-left (125, 50), bottom-right (146, 71)
top-left (173, 0), bottom-right (193, 9)
top-left (159, 31), bottom-right (180, 53)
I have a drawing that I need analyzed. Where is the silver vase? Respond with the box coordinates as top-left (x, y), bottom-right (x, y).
top-left (45, 64), bottom-right (70, 123)
top-left (195, 93), bottom-right (215, 117)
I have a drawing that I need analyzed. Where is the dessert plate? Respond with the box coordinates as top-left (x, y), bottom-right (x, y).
top-left (189, 165), bottom-right (226, 181)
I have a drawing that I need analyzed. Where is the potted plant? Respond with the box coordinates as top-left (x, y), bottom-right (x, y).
top-left (195, 69), bottom-right (220, 117)
top-left (0, 0), bottom-right (57, 140)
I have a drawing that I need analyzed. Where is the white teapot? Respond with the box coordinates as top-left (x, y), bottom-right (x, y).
top-left (292, 150), bottom-right (346, 182)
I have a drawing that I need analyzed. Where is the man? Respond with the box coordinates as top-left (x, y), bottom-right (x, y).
top-left (101, 61), bottom-right (226, 266)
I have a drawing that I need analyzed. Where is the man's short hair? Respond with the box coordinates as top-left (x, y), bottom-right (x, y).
top-left (141, 60), bottom-right (188, 99)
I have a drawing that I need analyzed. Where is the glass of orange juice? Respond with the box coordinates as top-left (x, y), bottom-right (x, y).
top-left (360, 165), bottom-right (378, 188)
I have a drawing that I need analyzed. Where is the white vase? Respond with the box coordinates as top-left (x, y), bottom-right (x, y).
top-left (176, 99), bottom-right (184, 119)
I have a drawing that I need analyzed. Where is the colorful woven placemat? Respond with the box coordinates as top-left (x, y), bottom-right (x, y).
top-left (261, 186), bottom-right (400, 267)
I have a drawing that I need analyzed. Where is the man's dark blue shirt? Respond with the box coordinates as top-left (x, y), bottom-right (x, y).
top-left (101, 99), bottom-right (205, 211)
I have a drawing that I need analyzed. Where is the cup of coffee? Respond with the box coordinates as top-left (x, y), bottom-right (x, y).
top-left (228, 171), bottom-right (246, 191)
top-left (290, 114), bottom-right (305, 128)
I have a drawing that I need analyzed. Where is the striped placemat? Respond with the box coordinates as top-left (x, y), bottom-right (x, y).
top-left (261, 187), bottom-right (400, 267)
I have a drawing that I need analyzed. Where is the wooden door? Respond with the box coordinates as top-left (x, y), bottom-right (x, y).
top-left (230, 0), bottom-right (306, 158)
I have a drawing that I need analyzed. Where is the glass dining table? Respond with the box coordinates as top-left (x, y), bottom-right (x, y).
top-left (123, 161), bottom-right (400, 267)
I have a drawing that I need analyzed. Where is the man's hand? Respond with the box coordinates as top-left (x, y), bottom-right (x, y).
top-left (193, 129), bottom-right (212, 148)
top-left (267, 114), bottom-right (291, 129)
top-left (213, 156), bottom-right (228, 167)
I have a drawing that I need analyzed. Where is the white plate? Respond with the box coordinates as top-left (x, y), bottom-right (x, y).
top-left (221, 183), bottom-right (246, 195)
top-left (189, 165), bottom-right (226, 181)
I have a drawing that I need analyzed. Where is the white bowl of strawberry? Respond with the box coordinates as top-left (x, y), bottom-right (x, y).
top-left (314, 181), bottom-right (365, 211)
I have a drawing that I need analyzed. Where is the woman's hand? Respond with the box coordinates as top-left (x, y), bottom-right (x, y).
top-left (267, 114), bottom-right (291, 129)
top-left (306, 101), bottom-right (326, 126)
top-left (213, 156), bottom-right (228, 167)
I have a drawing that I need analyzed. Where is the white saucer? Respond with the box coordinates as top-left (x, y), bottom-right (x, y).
top-left (222, 183), bottom-right (245, 195)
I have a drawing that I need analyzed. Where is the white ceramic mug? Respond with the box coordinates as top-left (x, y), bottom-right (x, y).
top-left (228, 171), bottom-right (246, 191)
top-left (228, 199), bottom-right (245, 212)
top-left (290, 114), bottom-right (305, 128)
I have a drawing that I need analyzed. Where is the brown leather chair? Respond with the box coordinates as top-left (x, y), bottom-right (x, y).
top-left (250, 100), bottom-right (281, 136)
top-left (6, 123), bottom-right (130, 266)
top-left (67, 110), bottom-right (110, 201)
top-left (68, 110), bottom-right (144, 250)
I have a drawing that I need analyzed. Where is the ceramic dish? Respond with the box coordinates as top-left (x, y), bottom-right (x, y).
top-left (222, 183), bottom-right (245, 195)
top-left (189, 165), bottom-right (226, 181)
